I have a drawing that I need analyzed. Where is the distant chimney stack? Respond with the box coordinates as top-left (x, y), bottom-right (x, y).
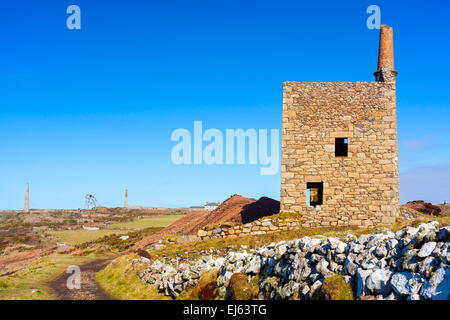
top-left (374, 25), bottom-right (397, 82)
top-left (24, 183), bottom-right (29, 213)
top-left (124, 189), bottom-right (128, 208)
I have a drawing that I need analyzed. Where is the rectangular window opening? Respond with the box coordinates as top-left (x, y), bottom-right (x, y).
top-left (306, 182), bottom-right (323, 207)
top-left (335, 137), bottom-right (348, 157)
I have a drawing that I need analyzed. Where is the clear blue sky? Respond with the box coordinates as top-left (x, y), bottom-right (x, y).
top-left (1, 0), bottom-right (449, 209)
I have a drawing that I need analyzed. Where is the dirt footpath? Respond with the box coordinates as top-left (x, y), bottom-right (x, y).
top-left (48, 259), bottom-right (114, 300)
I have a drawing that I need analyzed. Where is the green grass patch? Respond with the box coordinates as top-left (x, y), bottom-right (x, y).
top-left (109, 214), bottom-right (185, 230)
top-left (95, 255), bottom-right (170, 300)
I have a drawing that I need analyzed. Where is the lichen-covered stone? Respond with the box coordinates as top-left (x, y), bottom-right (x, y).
top-left (366, 269), bottom-right (393, 295)
top-left (420, 267), bottom-right (450, 300)
top-left (390, 272), bottom-right (425, 296)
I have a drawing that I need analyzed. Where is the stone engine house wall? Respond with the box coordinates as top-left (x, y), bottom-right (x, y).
top-left (280, 81), bottom-right (399, 228)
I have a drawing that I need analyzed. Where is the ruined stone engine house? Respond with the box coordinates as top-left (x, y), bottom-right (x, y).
top-left (280, 25), bottom-right (399, 228)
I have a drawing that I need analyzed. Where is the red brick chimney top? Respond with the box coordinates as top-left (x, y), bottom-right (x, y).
top-left (377, 25), bottom-right (394, 70)
top-left (375, 25), bottom-right (397, 82)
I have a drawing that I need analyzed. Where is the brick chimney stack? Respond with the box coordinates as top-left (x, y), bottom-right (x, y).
top-left (124, 189), bottom-right (128, 208)
top-left (374, 25), bottom-right (397, 82)
top-left (24, 183), bottom-right (29, 213)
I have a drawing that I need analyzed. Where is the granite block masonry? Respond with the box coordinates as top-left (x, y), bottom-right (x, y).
top-left (280, 25), bottom-right (399, 228)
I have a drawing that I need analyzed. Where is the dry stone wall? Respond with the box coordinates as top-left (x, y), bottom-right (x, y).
top-left (281, 81), bottom-right (399, 228)
top-left (197, 218), bottom-right (300, 240)
top-left (137, 222), bottom-right (450, 300)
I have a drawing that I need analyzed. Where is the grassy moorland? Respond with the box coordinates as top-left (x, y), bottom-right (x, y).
top-left (48, 229), bottom-right (130, 245)
top-left (109, 214), bottom-right (185, 230)
top-left (1, 208), bottom-right (448, 300)
top-left (0, 209), bottom-right (187, 300)
top-left (45, 214), bottom-right (186, 245)
top-left (76, 227), bottom-right (163, 252)
top-left (0, 227), bottom-right (165, 300)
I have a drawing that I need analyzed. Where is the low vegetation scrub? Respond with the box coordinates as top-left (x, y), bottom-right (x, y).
top-left (76, 227), bottom-right (162, 252)
top-left (227, 273), bottom-right (259, 300)
top-left (177, 269), bottom-right (219, 300)
top-left (269, 211), bottom-right (303, 223)
top-left (319, 275), bottom-right (354, 300)
top-left (205, 222), bottom-right (235, 231)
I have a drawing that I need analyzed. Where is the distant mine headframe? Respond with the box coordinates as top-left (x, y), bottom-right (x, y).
top-left (85, 194), bottom-right (98, 210)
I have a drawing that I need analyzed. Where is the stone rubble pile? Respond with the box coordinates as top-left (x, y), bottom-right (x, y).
top-left (136, 251), bottom-right (225, 297)
top-left (137, 222), bottom-right (450, 300)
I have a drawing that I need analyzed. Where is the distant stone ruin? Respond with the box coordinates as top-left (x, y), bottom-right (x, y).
top-left (24, 183), bottom-right (29, 213)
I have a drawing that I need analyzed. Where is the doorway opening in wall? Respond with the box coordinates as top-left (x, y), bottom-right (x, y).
top-left (335, 138), bottom-right (348, 157)
top-left (306, 182), bottom-right (323, 207)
